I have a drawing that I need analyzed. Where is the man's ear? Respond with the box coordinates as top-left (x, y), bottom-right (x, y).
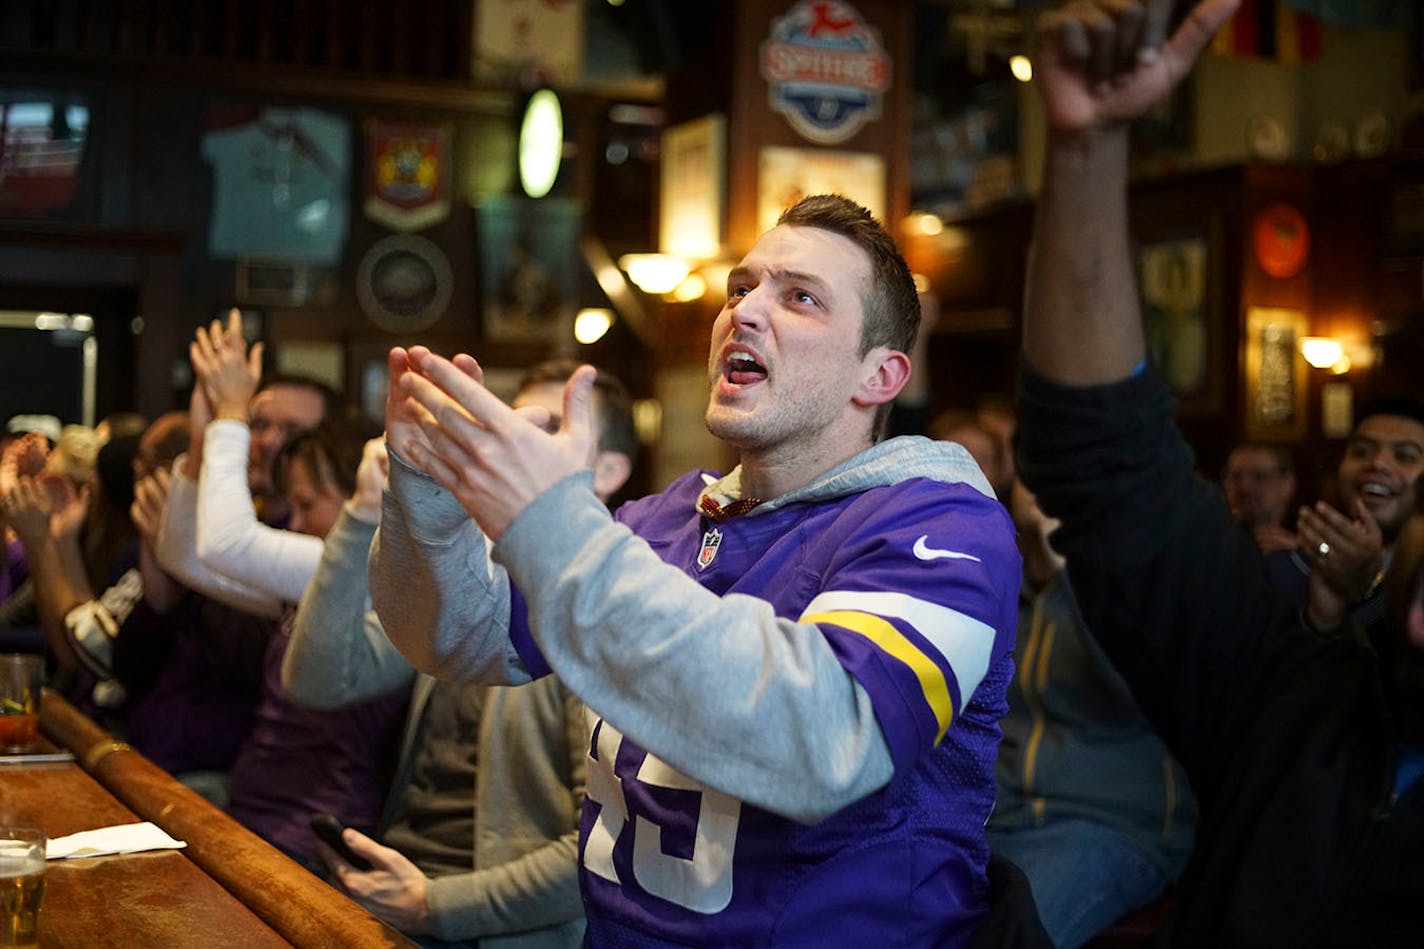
top-left (851, 348), bottom-right (912, 408)
top-left (591, 450), bottom-right (633, 502)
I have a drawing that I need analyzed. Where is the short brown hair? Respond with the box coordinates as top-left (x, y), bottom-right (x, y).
top-left (518, 359), bottom-right (638, 462)
top-left (776, 195), bottom-right (919, 440)
top-left (776, 194), bottom-right (920, 358)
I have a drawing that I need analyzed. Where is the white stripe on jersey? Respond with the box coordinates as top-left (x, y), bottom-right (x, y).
top-left (801, 589), bottom-right (995, 710)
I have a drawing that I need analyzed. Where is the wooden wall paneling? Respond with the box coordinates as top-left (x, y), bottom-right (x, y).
top-left (254, 0), bottom-right (274, 63)
top-left (221, 0), bottom-right (242, 59)
top-left (357, 2), bottom-right (377, 72)
top-left (389, 2), bottom-right (410, 76)
top-left (151, 0), bottom-right (172, 57)
top-left (1127, 166), bottom-right (1243, 472)
top-left (188, 0), bottom-right (207, 58)
top-left (0, 1), bottom-right (34, 48)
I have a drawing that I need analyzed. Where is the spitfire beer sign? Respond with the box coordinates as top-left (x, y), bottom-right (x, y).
top-left (761, 1), bottom-right (891, 145)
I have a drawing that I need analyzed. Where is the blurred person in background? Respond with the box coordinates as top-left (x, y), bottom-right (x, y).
top-left (1221, 443), bottom-right (1296, 554)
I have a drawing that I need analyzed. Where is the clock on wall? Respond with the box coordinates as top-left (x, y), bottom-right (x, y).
top-left (356, 234), bottom-right (453, 332)
top-left (518, 88), bottom-right (563, 199)
top-left (1252, 202), bottom-right (1310, 279)
top-left (1246, 113), bottom-right (1289, 161)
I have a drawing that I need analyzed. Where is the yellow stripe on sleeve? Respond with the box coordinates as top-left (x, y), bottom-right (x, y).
top-left (801, 609), bottom-right (955, 744)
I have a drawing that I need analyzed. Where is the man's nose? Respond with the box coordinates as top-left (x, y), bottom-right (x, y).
top-left (731, 289), bottom-right (769, 331)
top-left (1364, 451), bottom-right (1392, 473)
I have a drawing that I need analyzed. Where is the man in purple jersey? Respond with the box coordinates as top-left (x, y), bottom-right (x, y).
top-left (370, 195), bottom-right (1022, 946)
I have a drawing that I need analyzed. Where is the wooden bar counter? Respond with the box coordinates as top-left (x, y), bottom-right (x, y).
top-left (0, 689), bottom-right (413, 948)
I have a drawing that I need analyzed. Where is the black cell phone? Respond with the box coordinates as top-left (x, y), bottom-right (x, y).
top-left (309, 812), bottom-right (372, 870)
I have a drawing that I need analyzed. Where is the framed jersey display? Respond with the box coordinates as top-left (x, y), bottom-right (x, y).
top-left (203, 105), bottom-right (351, 265)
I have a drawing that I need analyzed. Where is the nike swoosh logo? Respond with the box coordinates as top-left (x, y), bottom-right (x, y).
top-left (913, 535), bottom-right (981, 563)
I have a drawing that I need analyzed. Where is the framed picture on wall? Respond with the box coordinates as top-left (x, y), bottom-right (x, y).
top-left (661, 114), bottom-right (726, 260)
top-left (757, 147), bottom-right (885, 235)
top-left (1137, 231), bottom-right (1221, 415)
top-left (1244, 306), bottom-right (1308, 442)
top-left (0, 86), bottom-right (100, 221)
top-left (476, 194), bottom-right (581, 344)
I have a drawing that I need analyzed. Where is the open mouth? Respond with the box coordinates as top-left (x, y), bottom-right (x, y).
top-left (725, 351), bottom-right (768, 385)
top-left (1355, 482), bottom-right (1397, 509)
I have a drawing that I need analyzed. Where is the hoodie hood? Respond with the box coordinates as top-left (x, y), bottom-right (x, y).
top-left (697, 435), bottom-right (996, 516)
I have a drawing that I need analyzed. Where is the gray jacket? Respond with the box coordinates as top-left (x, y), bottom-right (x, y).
top-left (990, 571), bottom-right (1195, 877)
top-left (369, 436), bottom-right (996, 823)
top-left (283, 505), bottom-right (584, 948)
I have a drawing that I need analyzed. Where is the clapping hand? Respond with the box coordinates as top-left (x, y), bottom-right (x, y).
top-left (190, 308), bottom-right (263, 423)
top-left (131, 469), bottom-right (172, 545)
top-left (350, 436), bottom-right (389, 522)
top-left (43, 473), bottom-right (89, 543)
top-left (0, 432), bottom-right (49, 502)
top-left (2, 477), bottom-right (53, 549)
top-left (387, 345), bottom-right (598, 541)
top-left (1298, 498), bottom-right (1384, 604)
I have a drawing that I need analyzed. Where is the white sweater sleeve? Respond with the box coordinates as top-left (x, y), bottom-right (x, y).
top-left (156, 453), bottom-right (285, 619)
top-left (195, 419), bottom-right (323, 605)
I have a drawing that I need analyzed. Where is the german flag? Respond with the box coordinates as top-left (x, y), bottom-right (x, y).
top-left (1210, 0), bottom-right (1323, 63)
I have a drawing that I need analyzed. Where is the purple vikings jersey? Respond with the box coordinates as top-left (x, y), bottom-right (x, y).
top-left (509, 471), bottom-right (1019, 947)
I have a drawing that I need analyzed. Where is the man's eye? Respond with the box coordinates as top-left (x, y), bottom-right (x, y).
top-left (792, 291), bottom-right (815, 305)
top-left (730, 286), bottom-right (750, 298)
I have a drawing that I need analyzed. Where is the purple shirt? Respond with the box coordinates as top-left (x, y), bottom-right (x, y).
top-left (226, 615), bottom-right (410, 861)
top-left (513, 472), bottom-right (1019, 947)
top-left (1, 536), bottom-right (27, 604)
top-left (120, 596), bottom-right (264, 774)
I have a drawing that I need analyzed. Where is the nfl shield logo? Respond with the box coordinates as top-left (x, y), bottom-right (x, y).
top-left (698, 528), bottom-right (723, 569)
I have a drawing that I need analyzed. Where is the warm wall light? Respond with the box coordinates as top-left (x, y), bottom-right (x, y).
top-left (619, 254), bottom-right (691, 295)
top-left (1010, 55), bottom-right (1033, 83)
top-left (903, 211), bottom-right (943, 236)
top-left (672, 273), bottom-right (707, 302)
top-left (574, 308), bottom-right (613, 344)
top-left (1300, 336), bottom-right (1345, 370)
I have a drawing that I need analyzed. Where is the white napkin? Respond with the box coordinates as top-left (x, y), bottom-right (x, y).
top-left (46, 821), bottom-right (187, 860)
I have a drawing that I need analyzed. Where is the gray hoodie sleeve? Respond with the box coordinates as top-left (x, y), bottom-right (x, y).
top-left (368, 448), bottom-right (531, 685)
top-left (282, 504), bottom-right (418, 709)
top-left (495, 473), bottom-right (894, 825)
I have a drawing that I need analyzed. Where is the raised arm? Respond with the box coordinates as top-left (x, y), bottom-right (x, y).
top-left (195, 419), bottom-right (322, 603)
top-left (156, 454), bottom-right (284, 619)
top-left (1015, 1), bottom-right (1311, 805)
top-left (4, 475), bottom-right (82, 671)
top-left (284, 439), bottom-right (418, 708)
top-left (368, 347), bottom-right (525, 685)
top-left (1022, 0), bottom-right (1239, 383)
top-left (188, 309), bottom-right (322, 602)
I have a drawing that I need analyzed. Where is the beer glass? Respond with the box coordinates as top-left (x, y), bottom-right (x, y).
top-left (0, 828), bottom-right (44, 949)
top-left (0, 656), bottom-right (43, 754)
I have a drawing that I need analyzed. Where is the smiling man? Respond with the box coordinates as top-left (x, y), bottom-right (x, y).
top-left (1336, 403), bottom-right (1424, 539)
top-left (369, 195), bottom-right (1021, 946)
top-left (1266, 398), bottom-right (1424, 627)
